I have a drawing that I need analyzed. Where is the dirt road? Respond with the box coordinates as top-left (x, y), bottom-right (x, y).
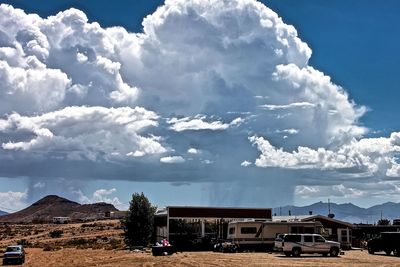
top-left (16, 249), bottom-right (400, 267)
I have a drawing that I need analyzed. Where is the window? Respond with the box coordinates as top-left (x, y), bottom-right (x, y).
top-left (6, 247), bottom-right (20, 252)
top-left (240, 227), bottom-right (257, 234)
top-left (229, 227), bottom-right (235, 235)
top-left (304, 235), bottom-right (313, 243)
top-left (291, 226), bottom-right (301, 233)
top-left (284, 235), bottom-right (301, 242)
top-left (304, 227), bottom-right (315, 234)
top-left (314, 235), bottom-right (325, 243)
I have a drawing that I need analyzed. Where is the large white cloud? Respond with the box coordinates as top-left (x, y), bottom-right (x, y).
top-left (0, 1), bottom-right (399, 206)
top-left (0, 4), bottom-right (138, 115)
top-left (249, 132), bottom-right (400, 177)
top-left (0, 106), bottom-right (166, 161)
top-left (75, 188), bottom-right (122, 209)
top-left (0, 190), bottom-right (28, 211)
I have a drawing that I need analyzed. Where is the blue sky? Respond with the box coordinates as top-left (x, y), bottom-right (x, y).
top-left (0, 0), bottom-right (399, 211)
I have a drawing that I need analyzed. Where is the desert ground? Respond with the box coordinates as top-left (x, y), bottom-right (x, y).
top-left (1, 220), bottom-right (400, 266)
top-left (4, 249), bottom-right (400, 267)
top-left (0, 220), bottom-right (124, 250)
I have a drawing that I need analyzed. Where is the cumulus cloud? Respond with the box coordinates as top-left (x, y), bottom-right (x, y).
top-left (33, 182), bottom-right (46, 189)
top-left (241, 160), bottom-right (252, 167)
top-left (276, 128), bottom-right (299, 135)
top-left (295, 185), bottom-right (364, 199)
top-left (260, 102), bottom-right (315, 111)
top-left (0, 106), bottom-right (166, 161)
top-left (0, 4), bottom-right (138, 115)
top-left (387, 162), bottom-right (400, 177)
top-left (0, 0), bottom-right (399, 206)
top-left (0, 190), bottom-right (28, 211)
top-left (249, 132), bottom-right (400, 177)
top-left (167, 116), bottom-right (235, 132)
top-left (160, 156), bottom-right (185, 164)
top-left (75, 188), bottom-right (122, 208)
top-left (187, 148), bottom-right (199, 154)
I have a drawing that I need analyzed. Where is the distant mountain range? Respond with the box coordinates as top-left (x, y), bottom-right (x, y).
top-left (0, 195), bottom-right (118, 223)
top-left (273, 201), bottom-right (400, 224)
top-left (0, 210), bottom-right (8, 216)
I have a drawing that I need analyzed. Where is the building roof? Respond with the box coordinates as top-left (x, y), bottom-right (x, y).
top-left (273, 214), bottom-right (353, 228)
top-left (156, 206), bottom-right (272, 219)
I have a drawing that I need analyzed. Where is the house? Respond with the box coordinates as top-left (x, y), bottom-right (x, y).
top-left (273, 214), bottom-right (353, 249)
top-left (154, 206), bottom-right (272, 250)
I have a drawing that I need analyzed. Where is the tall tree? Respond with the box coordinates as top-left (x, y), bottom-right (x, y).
top-left (122, 192), bottom-right (156, 248)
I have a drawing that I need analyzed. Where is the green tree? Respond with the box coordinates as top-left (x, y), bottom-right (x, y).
top-left (122, 192), bottom-right (156, 248)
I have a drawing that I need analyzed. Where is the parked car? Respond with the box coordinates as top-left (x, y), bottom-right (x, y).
top-left (367, 232), bottom-right (400, 256)
top-left (278, 233), bottom-right (340, 257)
top-left (2, 245), bottom-right (25, 265)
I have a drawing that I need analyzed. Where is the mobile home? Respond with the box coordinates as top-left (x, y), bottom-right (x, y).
top-left (52, 217), bottom-right (70, 224)
top-left (227, 220), bottom-right (324, 250)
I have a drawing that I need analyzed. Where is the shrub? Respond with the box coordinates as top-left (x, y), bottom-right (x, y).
top-left (109, 238), bottom-right (121, 249)
top-left (17, 239), bottom-right (32, 247)
top-left (49, 230), bottom-right (63, 238)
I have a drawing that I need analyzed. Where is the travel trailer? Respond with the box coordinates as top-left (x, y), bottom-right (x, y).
top-left (226, 220), bottom-right (324, 251)
top-left (52, 217), bottom-right (71, 224)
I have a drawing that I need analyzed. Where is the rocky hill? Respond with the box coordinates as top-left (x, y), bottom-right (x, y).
top-left (0, 210), bottom-right (8, 216)
top-left (0, 195), bottom-right (118, 223)
top-left (273, 201), bottom-right (400, 223)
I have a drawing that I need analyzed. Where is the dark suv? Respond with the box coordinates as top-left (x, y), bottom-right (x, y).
top-left (3, 245), bottom-right (25, 265)
top-left (367, 232), bottom-right (400, 256)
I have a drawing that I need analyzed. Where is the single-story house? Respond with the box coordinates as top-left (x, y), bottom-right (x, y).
top-left (273, 214), bottom-right (353, 249)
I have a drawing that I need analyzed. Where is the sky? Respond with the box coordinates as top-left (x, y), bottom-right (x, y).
top-left (0, 0), bottom-right (399, 212)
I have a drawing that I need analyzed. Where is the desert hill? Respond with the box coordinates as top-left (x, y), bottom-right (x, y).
top-left (0, 195), bottom-right (118, 223)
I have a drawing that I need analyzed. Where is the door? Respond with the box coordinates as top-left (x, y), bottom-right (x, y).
top-left (313, 235), bottom-right (328, 252)
top-left (302, 235), bottom-right (314, 253)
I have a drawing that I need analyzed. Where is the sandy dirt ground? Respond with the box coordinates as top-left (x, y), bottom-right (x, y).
top-left (0, 220), bottom-right (123, 249)
top-left (5, 249), bottom-right (399, 267)
top-left (1, 222), bottom-right (400, 266)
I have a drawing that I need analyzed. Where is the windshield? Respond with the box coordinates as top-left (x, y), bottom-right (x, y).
top-left (6, 247), bottom-right (21, 252)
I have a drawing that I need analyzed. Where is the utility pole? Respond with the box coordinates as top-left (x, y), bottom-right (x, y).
top-left (328, 198), bottom-right (331, 215)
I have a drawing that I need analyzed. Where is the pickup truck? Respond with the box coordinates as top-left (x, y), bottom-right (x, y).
top-left (367, 232), bottom-right (400, 256)
top-left (2, 245), bottom-right (25, 265)
top-left (278, 233), bottom-right (340, 257)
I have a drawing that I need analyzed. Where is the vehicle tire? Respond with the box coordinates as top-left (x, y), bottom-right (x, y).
top-left (368, 247), bottom-right (374, 254)
top-left (394, 249), bottom-right (400, 256)
top-left (385, 250), bottom-right (392, 256)
top-left (292, 248), bottom-right (301, 257)
top-left (284, 252), bottom-right (291, 257)
top-left (330, 247), bottom-right (339, 257)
